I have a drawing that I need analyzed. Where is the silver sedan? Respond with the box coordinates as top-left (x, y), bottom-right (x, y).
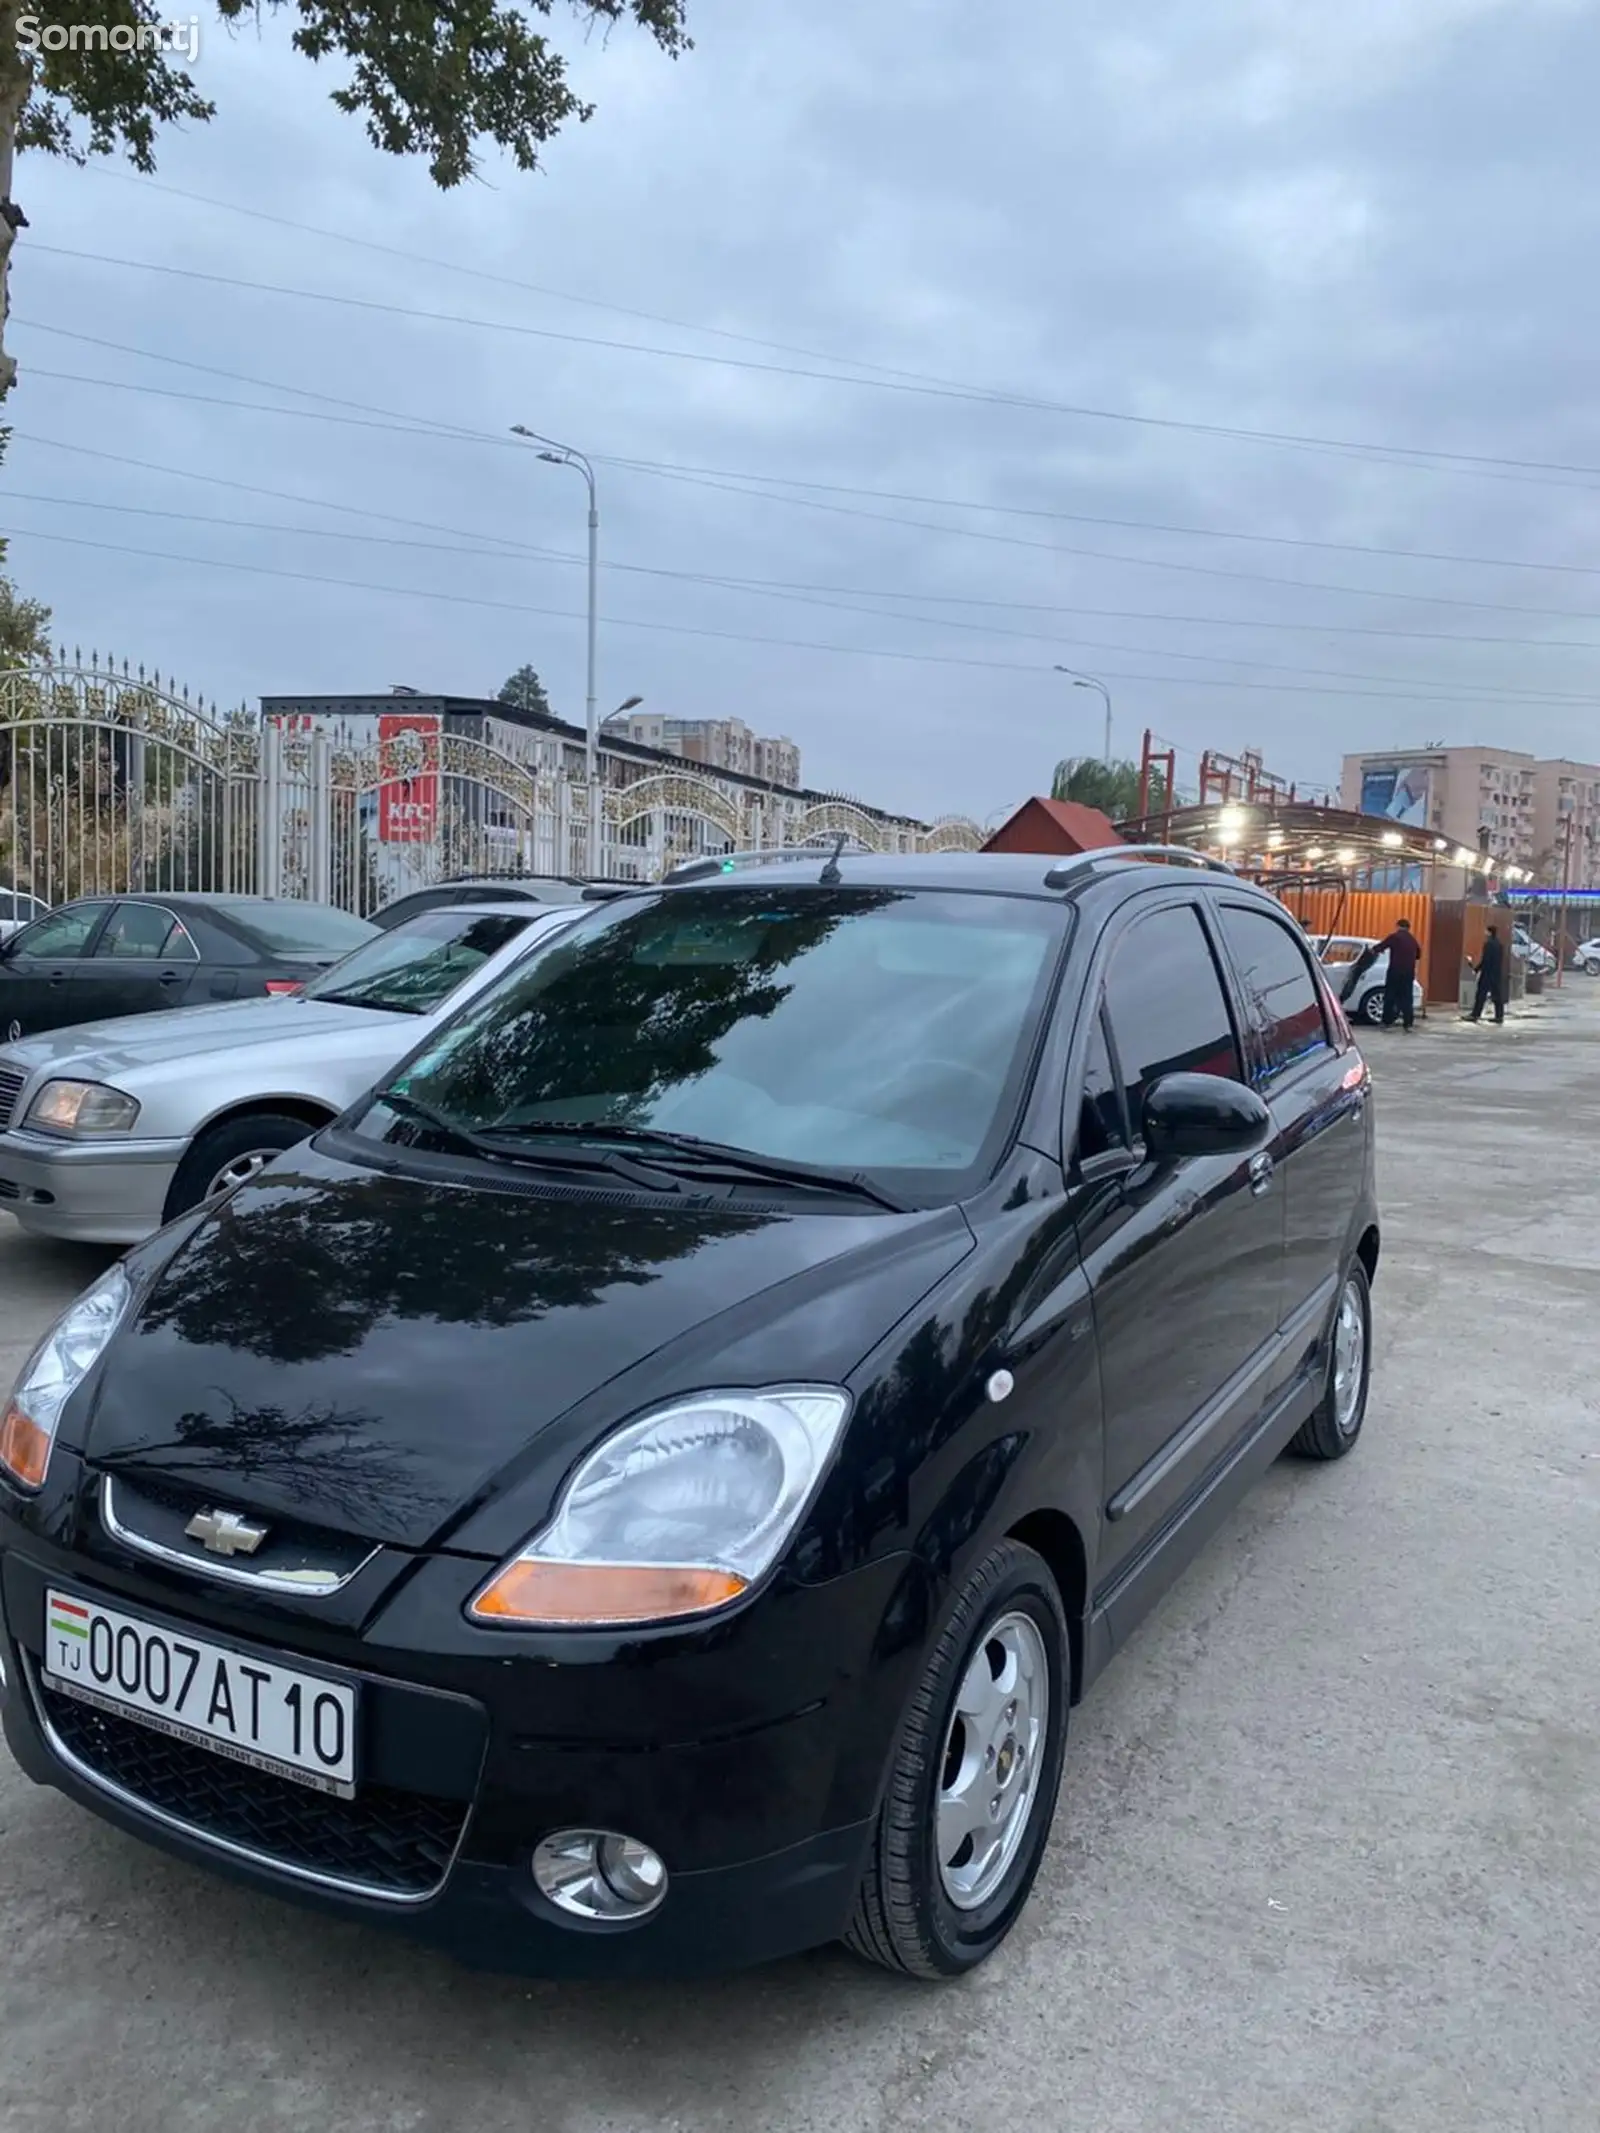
top-left (0, 902), bottom-right (581, 1244)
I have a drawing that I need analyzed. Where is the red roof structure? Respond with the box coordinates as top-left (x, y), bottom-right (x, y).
top-left (982, 797), bottom-right (1124, 856)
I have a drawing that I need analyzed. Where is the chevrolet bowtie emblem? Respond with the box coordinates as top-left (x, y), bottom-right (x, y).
top-left (185, 1506), bottom-right (269, 1557)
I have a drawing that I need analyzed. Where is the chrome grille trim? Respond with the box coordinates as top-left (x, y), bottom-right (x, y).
top-left (101, 1477), bottom-right (381, 1598)
top-left (0, 1066), bottom-right (26, 1133)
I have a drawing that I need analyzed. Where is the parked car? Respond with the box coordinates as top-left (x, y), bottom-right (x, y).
top-left (0, 848), bottom-right (1378, 1981)
top-left (370, 875), bottom-right (610, 932)
top-left (1511, 925), bottom-right (1556, 974)
top-left (0, 902), bottom-right (581, 1245)
top-left (1314, 935), bottom-right (1425, 1026)
top-left (1572, 937), bottom-right (1600, 975)
top-left (0, 895), bottom-right (378, 1045)
top-left (0, 890), bottom-right (50, 946)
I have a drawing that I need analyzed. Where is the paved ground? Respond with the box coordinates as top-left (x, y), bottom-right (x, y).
top-left (2, 992), bottom-right (1598, 2133)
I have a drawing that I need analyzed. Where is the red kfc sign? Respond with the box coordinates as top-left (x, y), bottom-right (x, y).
top-left (377, 713), bottom-right (441, 844)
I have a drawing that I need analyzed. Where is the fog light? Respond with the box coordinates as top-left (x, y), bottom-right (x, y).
top-left (532, 1829), bottom-right (668, 1921)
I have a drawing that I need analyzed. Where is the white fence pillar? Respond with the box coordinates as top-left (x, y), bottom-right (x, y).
top-left (257, 721), bottom-right (283, 899)
top-left (308, 730), bottom-right (332, 905)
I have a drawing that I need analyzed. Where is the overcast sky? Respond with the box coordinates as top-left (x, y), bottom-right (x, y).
top-left (6, 0), bottom-right (1600, 825)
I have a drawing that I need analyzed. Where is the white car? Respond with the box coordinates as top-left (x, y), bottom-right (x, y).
top-left (1315, 935), bottom-right (1426, 1026)
top-left (1511, 926), bottom-right (1556, 974)
top-left (1571, 937), bottom-right (1600, 975)
top-left (0, 900), bottom-right (582, 1244)
top-left (0, 889), bottom-right (49, 945)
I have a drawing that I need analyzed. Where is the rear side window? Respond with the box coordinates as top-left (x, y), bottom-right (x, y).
top-left (213, 901), bottom-right (377, 957)
top-left (1103, 904), bottom-right (1242, 1131)
top-left (1217, 906), bottom-right (1330, 1080)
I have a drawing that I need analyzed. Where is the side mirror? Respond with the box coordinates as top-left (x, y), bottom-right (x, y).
top-left (1142, 1073), bottom-right (1271, 1162)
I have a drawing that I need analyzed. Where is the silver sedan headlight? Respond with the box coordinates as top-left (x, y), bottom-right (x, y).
top-left (24, 1081), bottom-right (142, 1136)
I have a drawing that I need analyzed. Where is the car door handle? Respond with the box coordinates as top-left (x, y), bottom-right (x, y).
top-left (1248, 1152), bottom-right (1274, 1195)
top-left (157, 968), bottom-right (183, 985)
top-left (47, 968), bottom-right (69, 986)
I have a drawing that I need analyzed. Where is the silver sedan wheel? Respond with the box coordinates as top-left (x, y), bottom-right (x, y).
top-left (937, 1610), bottom-right (1049, 1911)
top-left (206, 1150), bottom-right (277, 1200)
top-left (1332, 1277), bottom-right (1367, 1436)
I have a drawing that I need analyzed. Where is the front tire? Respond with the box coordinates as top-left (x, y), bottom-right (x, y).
top-left (845, 1540), bottom-right (1068, 1979)
top-left (1290, 1261), bottom-right (1371, 1461)
top-left (1353, 988), bottom-right (1383, 1026)
top-left (164, 1111), bottom-right (316, 1223)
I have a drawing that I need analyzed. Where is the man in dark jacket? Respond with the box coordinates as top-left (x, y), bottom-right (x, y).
top-left (1469, 925), bottom-right (1507, 1026)
top-left (1376, 917), bottom-right (1422, 1030)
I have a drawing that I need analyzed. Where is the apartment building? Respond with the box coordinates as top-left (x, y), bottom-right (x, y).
top-left (1340, 746), bottom-right (1600, 888)
top-left (603, 709), bottom-right (801, 790)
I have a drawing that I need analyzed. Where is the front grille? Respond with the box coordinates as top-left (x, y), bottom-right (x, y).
top-left (37, 1677), bottom-right (468, 1900)
top-left (0, 1067), bottom-right (24, 1132)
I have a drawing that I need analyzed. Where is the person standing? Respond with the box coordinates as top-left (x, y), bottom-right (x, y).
top-left (1376, 916), bottom-right (1422, 1030)
top-left (1469, 924), bottom-right (1507, 1026)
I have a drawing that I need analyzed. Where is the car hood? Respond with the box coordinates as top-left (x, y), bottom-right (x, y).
top-left (77, 1143), bottom-right (976, 1552)
top-left (0, 995), bottom-right (412, 1083)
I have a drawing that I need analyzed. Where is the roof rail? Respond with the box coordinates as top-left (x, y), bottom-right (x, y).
top-left (1042, 843), bottom-right (1236, 891)
top-left (664, 839), bottom-right (869, 885)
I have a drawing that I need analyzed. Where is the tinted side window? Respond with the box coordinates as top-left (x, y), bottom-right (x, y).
top-left (1103, 904), bottom-right (1242, 1132)
top-left (97, 903), bottom-right (185, 960)
top-left (1218, 906), bottom-right (1330, 1080)
top-left (1075, 1007), bottom-right (1125, 1159)
top-left (10, 902), bottom-right (111, 959)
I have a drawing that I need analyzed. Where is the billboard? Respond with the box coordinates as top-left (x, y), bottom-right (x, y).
top-left (1359, 762), bottom-right (1430, 828)
top-left (377, 712), bottom-right (441, 844)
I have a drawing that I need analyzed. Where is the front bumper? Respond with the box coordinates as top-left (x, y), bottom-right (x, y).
top-left (0, 1479), bottom-right (908, 1978)
top-left (0, 1130), bottom-right (187, 1244)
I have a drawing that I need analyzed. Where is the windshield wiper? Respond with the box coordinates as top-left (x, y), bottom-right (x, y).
top-left (484, 1122), bottom-right (907, 1212)
top-left (371, 1088), bottom-right (511, 1161)
top-left (372, 1090), bottom-right (681, 1192)
top-left (312, 989), bottom-right (427, 1014)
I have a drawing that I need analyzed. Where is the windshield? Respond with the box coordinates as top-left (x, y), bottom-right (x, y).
top-left (363, 885), bottom-right (1067, 1195)
top-left (303, 910), bottom-right (535, 1014)
top-left (216, 901), bottom-right (378, 958)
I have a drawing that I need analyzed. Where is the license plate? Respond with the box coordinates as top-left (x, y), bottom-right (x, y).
top-left (43, 1589), bottom-right (358, 1799)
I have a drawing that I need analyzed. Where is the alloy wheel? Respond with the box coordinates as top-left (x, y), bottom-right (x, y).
top-left (207, 1150), bottom-right (276, 1199)
top-left (1332, 1276), bottom-right (1367, 1435)
top-left (936, 1610), bottom-right (1049, 1910)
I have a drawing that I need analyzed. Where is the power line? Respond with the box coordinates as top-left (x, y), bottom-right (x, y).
top-left (80, 166), bottom-right (960, 392)
top-left (30, 241), bottom-right (1600, 491)
top-left (10, 519), bottom-right (1600, 713)
top-left (9, 447), bottom-right (1600, 648)
top-left (24, 362), bottom-right (1600, 625)
top-left (13, 488), bottom-right (1600, 702)
top-left (28, 319), bottom-right (1600, 583)
top-left (13, 469), bottom-right (1600, 682)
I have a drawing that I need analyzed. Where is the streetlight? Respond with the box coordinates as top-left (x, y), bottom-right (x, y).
top-left (1055, 666), bottom-right (1112, 765)
top-left (512, 423), bottom-right (601, 870)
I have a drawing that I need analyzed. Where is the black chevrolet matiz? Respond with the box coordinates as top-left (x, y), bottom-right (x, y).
top-left (0, 847), bottom-right (1378, 1980)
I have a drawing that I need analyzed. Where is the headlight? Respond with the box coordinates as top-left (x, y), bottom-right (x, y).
top-left (0, 1263), bottom-right (131, 1491)
top-left (468, 1386), bottom-right (852, 1628)
top-left (25, 1081), bottom-right (141, 1136)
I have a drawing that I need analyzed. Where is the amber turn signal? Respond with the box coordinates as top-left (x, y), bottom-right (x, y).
top-left (470, 1559), bottom-right (747, 1626)
top-left (0, 1403), bottom-right (51, 1490)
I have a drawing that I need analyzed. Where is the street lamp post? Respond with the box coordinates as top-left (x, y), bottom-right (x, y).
top-left (1054, 665), bottom-right (1112, 765)
top-left (512, 424), bottom-right (601, 872)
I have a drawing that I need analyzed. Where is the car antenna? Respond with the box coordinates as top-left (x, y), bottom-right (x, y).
top-left (818, 832), bottom-right (848, 886)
